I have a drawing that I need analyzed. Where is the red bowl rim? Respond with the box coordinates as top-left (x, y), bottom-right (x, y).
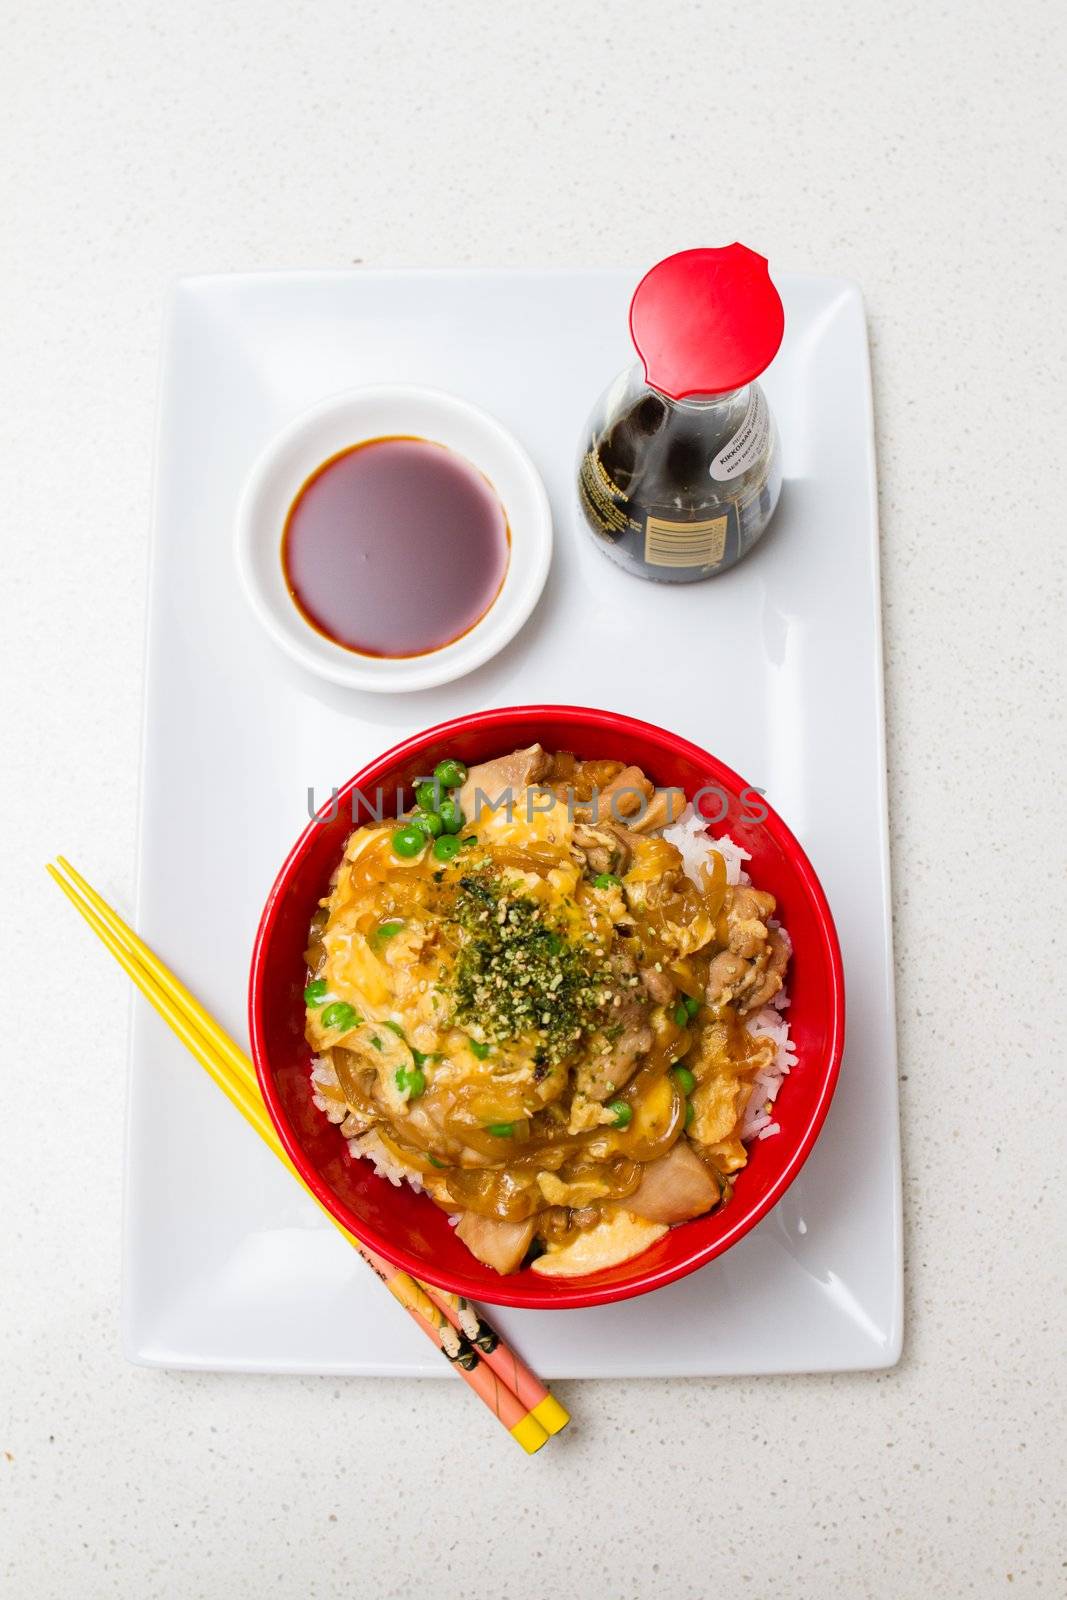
top-left (249, 704), bottom-right (845, 1309)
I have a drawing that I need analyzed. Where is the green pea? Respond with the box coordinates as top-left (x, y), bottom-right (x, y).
top-left (684, 995), bottom-right (701, 1019)
top-left (685, 1101), bottom-right (696, 1129)
top-left (414, 779), bottom-right (441, 812)
top-left (410, 810), bottom-right (444, 839)
top-left (469, 1039), bottom-right (491, 1060)
top-left (321, 1001), bottom-right (359, 1031)
top-left (434, 758), bottom-right (468, 790)
top-left (432, 834), bottom-right (463, 863)
top-left (428, 1155), bottom-right (445, 1169)
top-left (593, 873), bottom-right (621, 889)
top-left (608, 1100), bottom-right (632, 1129)
top-left (372, 919), bottom-right (405, 947)
top-left (395, 1066), bottom-right (426, 1100)
top-left (461, 835), bottom-right (478, 847)
top-left (304, 979), bottom-right (328, 1006)
top-left (486, 1122), bottom-right (515, 1138)
top-left (672, 1000), bottom-right (690, 1027)
top-left (392, 824), bottom-right (426, 859)
top-left (672, 1065), bottom-right (697, 1096)
top-left (438, 797), bottom-right (464, 835)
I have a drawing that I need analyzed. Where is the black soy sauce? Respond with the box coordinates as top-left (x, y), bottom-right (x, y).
top-left (282, 437), bottom-right (510, 659)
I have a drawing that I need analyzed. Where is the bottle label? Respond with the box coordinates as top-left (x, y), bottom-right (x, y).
top-left (578, 448), bottom-right (642, 539)
top-left (709, 387), bottom-right (770, 482)
top-left (644, 513), bottom-right (729, 568)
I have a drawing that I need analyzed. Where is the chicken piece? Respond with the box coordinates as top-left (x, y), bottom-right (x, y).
top-left (746, 928), bottom-right (791, 1010)
top-left (568, 765), bottom-right (653, 825)
top-left (574, 949), bottom-right (654, 1101)
top-left (547, 754), bottom-right (625, 803)
top-left (530, 1211), bottom-right (668, 1277)
top-left (625, 787), bottom-right (688, 834)
top-left (574, 1017), bottom-right (652, 1101)
top-left (639, 964), bottom-right (676, 1005)
top-left (615, 1141), bottom-right (721, 1224)
top-left (454, 1212), bottom-right (536, 1275)
top-left (597, 765), bottom-right (655, 821)
top-left (705, 950), bottom-right (748, 1006)
top-left (725, 886), bottom-right (777, 958)
top-left (706, 932), bottom-right (790, 1015)
top-left (573, 822), bottom-right (628, 876)
top-left (705, 888), bottom-right (790, 1014)
top-left (458, 744), bottom-right (550, 825)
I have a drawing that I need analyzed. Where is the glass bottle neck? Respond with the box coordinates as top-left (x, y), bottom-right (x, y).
top-left (645, 382), bottom-right (748, 413)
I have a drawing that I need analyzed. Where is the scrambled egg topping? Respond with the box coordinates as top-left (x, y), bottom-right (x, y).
top-left (304, 745), bottom-right (790, 1277)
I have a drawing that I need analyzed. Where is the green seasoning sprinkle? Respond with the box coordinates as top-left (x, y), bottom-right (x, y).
top-left (684, 995), bottom-right (701, 1018)
top-left (428, 1155), bottom-right (445, 1168)
top-left (321, 1002), bottom-right (360, 1031)
top-left (383, 1020), bottom-right (406, 1039)
top-left (448, 868), bottom-right (615, 1066)
top-left (593, 873), bottom-right (621, 889)
top-left (608, 1100), bottom-right (632, 1129)
top-left (395, 1066), bottom-right (426, 1099)
top-left (672, 1065), bottom-right (697, 1096)
top-left (304, 979), bottom-right (328, 1006)
top-left (486, 1122), bottom-right (515, 1138)
top-left (672, 1000), bottom-right (690, 1027)
top-left (469, 1038), bottom-right (491, 1060)
top-left (369, 1034), bottom-right (383, 1051)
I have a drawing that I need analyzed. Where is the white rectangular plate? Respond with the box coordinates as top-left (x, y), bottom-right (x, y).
top-left (125, 269), bottom-right (901, 1377)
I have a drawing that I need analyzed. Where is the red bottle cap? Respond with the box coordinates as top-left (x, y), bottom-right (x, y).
top-left (629, 245), bottom-right (785, 400)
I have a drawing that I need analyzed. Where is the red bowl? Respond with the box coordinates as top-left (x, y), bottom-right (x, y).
top-left (249, 705), bottom-right (844, 1309)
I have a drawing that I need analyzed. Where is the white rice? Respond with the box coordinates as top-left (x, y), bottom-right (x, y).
top-left (662, 805), bottom-right (752, 887)
top-left (739, 987), bottom-right (798, 1140)
top-left (311, 1054), bottom-right (424, 1189)
top-left (350, 1128), bottom-right (424, 1192)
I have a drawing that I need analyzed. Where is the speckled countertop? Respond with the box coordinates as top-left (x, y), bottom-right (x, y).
top-left (1, 3), bottom-right (1063, 1596)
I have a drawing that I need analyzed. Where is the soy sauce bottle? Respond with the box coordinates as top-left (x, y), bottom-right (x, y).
top-left (577, 245), bottom-right (785, 583)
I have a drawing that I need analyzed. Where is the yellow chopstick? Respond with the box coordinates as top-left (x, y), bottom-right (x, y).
top-left (49, 860), bottom-right (565, 1451)
top-left (51, 857), bottom-right (567, 1437)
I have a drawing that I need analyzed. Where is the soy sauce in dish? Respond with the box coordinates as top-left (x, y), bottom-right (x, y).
top-left (281, 437), bottom-right (510, 658)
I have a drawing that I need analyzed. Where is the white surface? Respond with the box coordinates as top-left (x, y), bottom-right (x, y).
top-left (234, 383), bottom-right (552, 691)
top-left (2, 3), bottom-right (1063, 1597)
top-left (128, 267), bottom-right (899, 1378)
